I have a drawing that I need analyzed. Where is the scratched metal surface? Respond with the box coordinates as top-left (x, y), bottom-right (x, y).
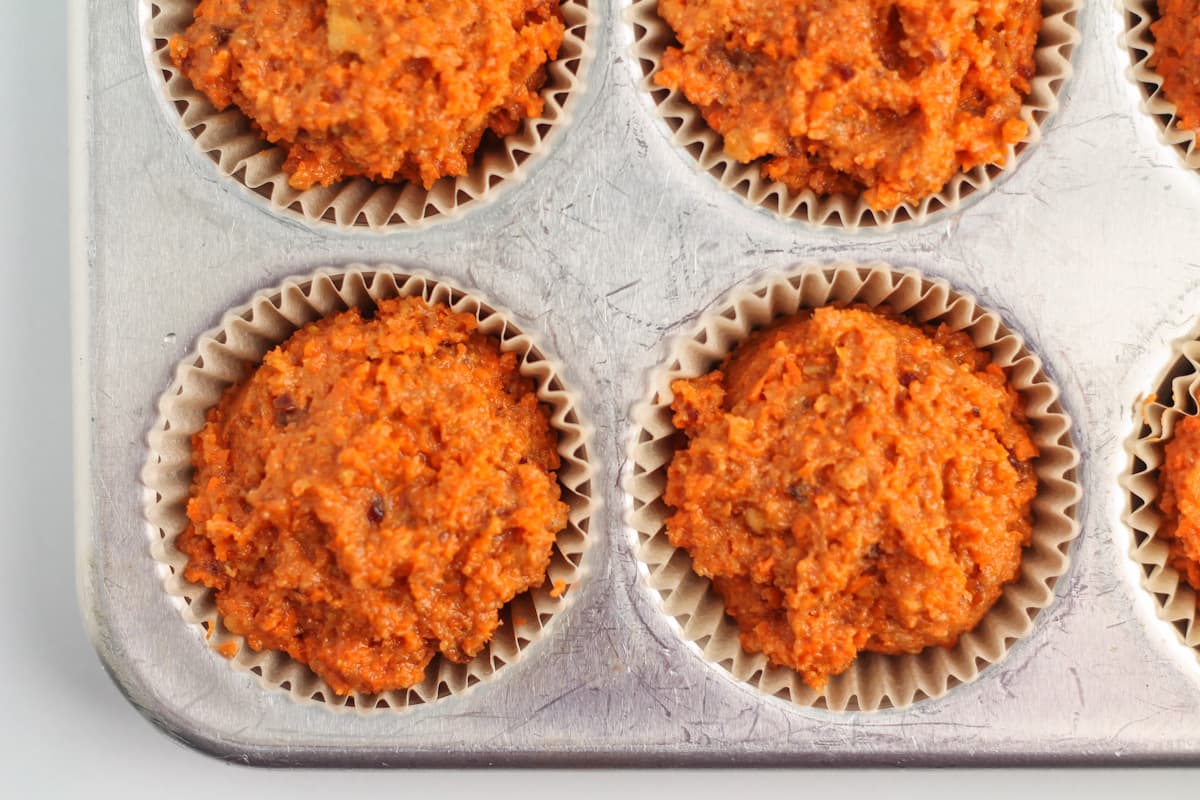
top-left (73, 0), bottom-right (1200, 766)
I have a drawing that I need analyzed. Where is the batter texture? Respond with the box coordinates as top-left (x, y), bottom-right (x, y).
top-left (654, 0), bottom-right (1041, 210)
top-left (178, 297), bottom-right (568, 695)
top-left (171, 0), bottom-right (565, 189)
top-left (1157, 413), bottom-right (1200, 593)
top-left (1149, 0), bottom-right (1200, 133)
top-left (664, 307), bottom-right (1039, 688)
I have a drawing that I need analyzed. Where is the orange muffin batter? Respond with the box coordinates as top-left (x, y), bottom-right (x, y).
top-left (1150, 1), bottom-right (1200, 133)
top-left (654, 0), bottom-right (1041, 210)
top-left (170, 0), bottom-right (565, 190)
top-left (178, 297), bottom-right (568, 695)
top-left (664, 307), bottom-right (1039, 688)
top-left (1157, 414), bottom-right (1200, 593)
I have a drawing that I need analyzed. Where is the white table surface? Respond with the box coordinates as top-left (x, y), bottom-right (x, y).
top-left (3, 1), bottom-right (1195, 793)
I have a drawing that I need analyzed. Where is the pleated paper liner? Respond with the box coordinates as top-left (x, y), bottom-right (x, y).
top-left (1123, 340), bottom-right (1200, 659)
top-left (627, 1), bottom-right (1080, 228)
top-left (143, 267), bottom-right (596, 710)
top-left (143, 1), bottom-right (593, 229)
top-left (1125, 0), bottom-right (1200, 170)
top-left (626, 264), bottom-right (1081, 710)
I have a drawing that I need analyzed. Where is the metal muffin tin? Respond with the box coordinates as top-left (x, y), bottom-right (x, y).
top-left (72, 0), bottom-right (1200, 765)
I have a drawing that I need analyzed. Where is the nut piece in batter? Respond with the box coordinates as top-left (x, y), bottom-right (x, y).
top-left (170, 1), bottom-right (565, 190)
top-left (178, 297), bottom-right (568, 696)
top-left (664, 307), bottom-right (1039, 688)
top-left (654, 0), bottom-right (1041, 210)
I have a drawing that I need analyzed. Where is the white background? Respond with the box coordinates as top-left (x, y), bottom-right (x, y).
top-left (1, 1), bottom-right (1196, 793)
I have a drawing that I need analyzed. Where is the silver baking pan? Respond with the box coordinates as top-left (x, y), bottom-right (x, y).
top-left (72, 0), bottom-right (1200, 765)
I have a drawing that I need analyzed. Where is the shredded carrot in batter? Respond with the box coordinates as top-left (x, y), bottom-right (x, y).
top-left (655, 0), bottom-right (1040, 209)
top-left (171, 1), bottom-right (564, 189)
top-left (1149, 1), bottom-right (1200, 133)
top-left (1158, 414), bottom-right (1200, 593)
top-left (180, 297), bottom-right (568, 695)
top-left (665, 307), bottom-right (1038, 687)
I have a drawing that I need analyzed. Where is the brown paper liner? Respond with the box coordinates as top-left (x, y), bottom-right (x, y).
top-left (142, 268), bottom-right (596, 709)
top-left (1125, 0), bottom-right (1200, 169)
top-left (1123, 341), bottom-right (1200, 656)
top-left (143, 2), bottom-right (593, 229)
top-left (627, 1), bottom-right (1080, 228)
top-left (626, 264), bottom-right (1081, 710)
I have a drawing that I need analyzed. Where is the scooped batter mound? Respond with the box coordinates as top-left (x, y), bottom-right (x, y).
top-left (1157, 414), bottom-right (1200, 594)
top-left (171, 0), bottom-right (565, 189)
top-left (654, 0), bottom-right (1041, 210)
top-left (1149, 0), bottom-right (1200, 133)
top-left (178, 296), bottom-right (568, 696)
top-left (664, 307), bottom-right (1039, 688)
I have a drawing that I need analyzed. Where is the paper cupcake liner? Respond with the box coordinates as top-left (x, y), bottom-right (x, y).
top-left (1124, 0), bottom-right (1200, 169)
top-left (626, 264), bottom-right (1081, 710)
top-left (142, 1), bottom-right (593, 230)
top-left (142, 267), bottom-right (596, 710)
top-left (627, 1), bottom-right (1079, 228)
top-left (1123, 342), bottom-right (1200, 656)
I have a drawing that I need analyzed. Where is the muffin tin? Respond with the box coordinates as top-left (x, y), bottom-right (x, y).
top-left (73, 0), bottom-right (1200, 765)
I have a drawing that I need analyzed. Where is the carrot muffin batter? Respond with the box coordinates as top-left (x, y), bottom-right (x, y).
top-left (664, 307), bottom-right (1039, 688)
top-left (654, 0), bottom-right (1041, 210)
top-left (170, 0), bottom-right (565, 190)
top-left (178, 297), bottom-right (568, 696)
top-left (1149, 1), bottom-right (1200, 133)
top-left (1157, 414), bottom-right (1200, 594)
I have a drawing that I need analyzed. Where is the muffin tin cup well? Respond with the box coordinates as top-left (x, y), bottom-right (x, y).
top-left (626, 264), bottom-right (1082, 711)
top-left (143, 1), bottom-right (593, 230)
top-left (1123, 342), bottom-right (1200, 658)
top-left (627, 0), bottom-right (1080, 229)
top-left (1124, 0), bottom-right (1200, 170)
top-left (142, 267), bottom-right (596, 710)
